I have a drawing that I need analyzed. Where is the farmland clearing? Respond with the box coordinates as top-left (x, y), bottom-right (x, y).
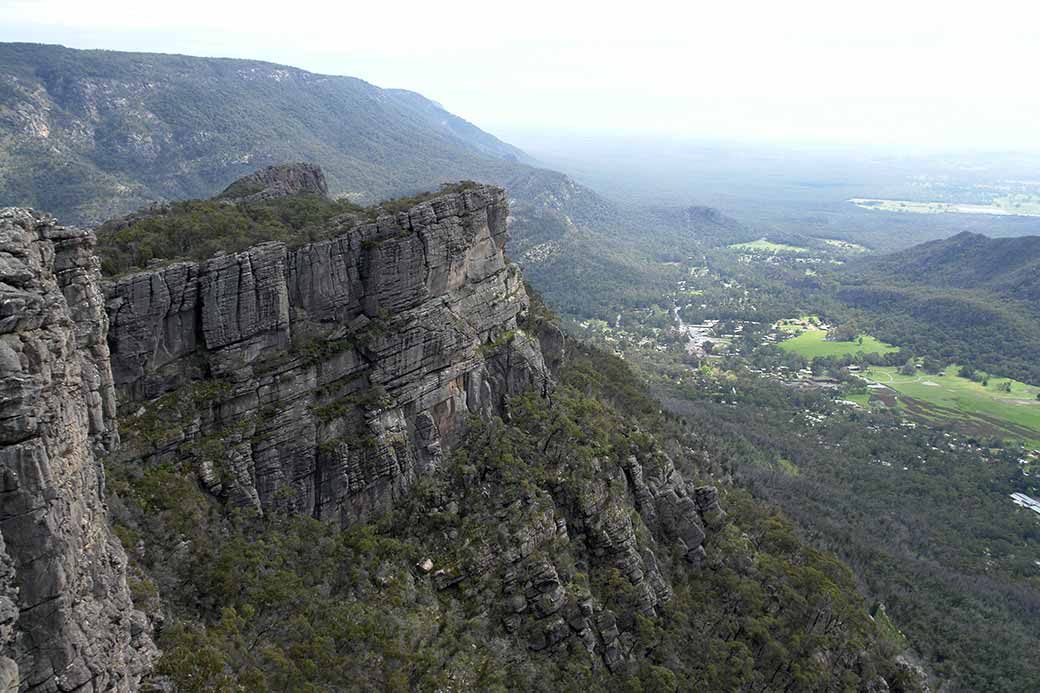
top-left (862, 365), bottom-right (1040, 446)
top-left (778, 328), bottom-right (899, 359)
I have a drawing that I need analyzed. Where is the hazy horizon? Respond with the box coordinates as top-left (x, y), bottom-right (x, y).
top-left (5, 0), bottom-right (1040, 154)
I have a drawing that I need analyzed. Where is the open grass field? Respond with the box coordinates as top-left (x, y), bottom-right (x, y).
top-left (729, 238), bottom-right (809, 254)
top-left (863, 365), bottom-right (1040, 446)
top-left (849, 196), bottom-right (1040, 218)
top-left (819, 238), bottom-right (868, 253)
top-left (778, 329), bottom-right (899, 358)
top-left (844, 393), bottom-right (871, 407)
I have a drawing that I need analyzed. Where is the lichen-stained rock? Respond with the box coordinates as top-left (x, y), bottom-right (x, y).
top-left (534, 320), bottom-right (566, 376)
top-left (103, 261), bottom-right (201, 401)
top-left (105, 185), bottom-right (552, 527)
top-left (394, 419), bottom-right (727, 671)
top-left (0, 208), bottom-right (155, 692)
top-left (91, 181), bottom-right (727, 675)
top-left (198, 242), bottom-right (291, 373)
top-left (694, 484), bottom-right (725, 518)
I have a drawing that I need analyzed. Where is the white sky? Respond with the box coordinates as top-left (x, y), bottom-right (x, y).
top-left (4, 0), bottom-right (1040, 152)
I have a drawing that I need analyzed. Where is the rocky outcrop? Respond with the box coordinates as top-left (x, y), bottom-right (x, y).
top-left (96, 180), bottom-right (720, 672)
top-left (0, 181), bottom-right (724, 682)
top-left (105, 185), bottom-right (551, 526)
top-left (412, 432), bottom-right (723, 672)
top-left (623, 448), bottom-right (712, 564)
top-left (0, 176), bottom-right (735, 683)
top-left (217, 162), bottom-right (329, 202)
top-left (98, 163), bottom-right (332, 237)
top-left (0, 209), bottom-right (154, 692)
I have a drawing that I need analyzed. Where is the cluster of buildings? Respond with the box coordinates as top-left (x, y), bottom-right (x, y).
top-left (1010, 492), bottom-right (1040, 516)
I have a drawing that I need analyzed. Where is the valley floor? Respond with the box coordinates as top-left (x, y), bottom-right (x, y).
top-left (555, 240), bottom-right (1040, 692)
top-left (861, 366), bottom-right (1040, 447)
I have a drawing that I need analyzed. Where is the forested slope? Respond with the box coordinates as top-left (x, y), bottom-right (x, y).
top-left (835, 232), bottom-right (1040, 383)
top-left (0, 42), bottom-right (528, 222)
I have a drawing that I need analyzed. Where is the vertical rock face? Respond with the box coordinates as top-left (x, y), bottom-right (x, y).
top-left (0, 534), bottom-right (18, 693)
top-left (0, 209), bottom-right (154, 692)
top-left (105, 185), bottom-right (552, 525)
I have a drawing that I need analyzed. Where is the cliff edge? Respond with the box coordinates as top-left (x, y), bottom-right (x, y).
top-left (0, 209), bottom-right (155, 692)
top-left (105, 183), bottom-right (554, 525)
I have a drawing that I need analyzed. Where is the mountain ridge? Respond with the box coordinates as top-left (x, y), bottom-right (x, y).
top-left (0, 42), bottom-right (533, 222)
top-left (0, 170), bottom-right (920, 690)
top-left (852, 230), bottom-right (1040, 303)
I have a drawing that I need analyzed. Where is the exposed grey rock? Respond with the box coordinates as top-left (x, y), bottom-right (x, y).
top-left (533, 320), bottom-right (565, 377)
top-left (0, 208), bottom-right (155, 692)
top-left (43, 180), bottom-right (727, 677)
top-left (623, 445), bottom-right (710, 563)
top-left (693, 485), bottom-right (722, 512)
top-left (0, 171), bottom-right (740, 685)
top-left (512, 443), bottom-right (723, 663)
top-left (425, 435), bottom-right (725, 669)
top-left (0, 534), bottom-right (17, 693)
top-left (105, 185), bottom-right (553, 527)
top-left (694, 484), bottom-right (726, 528)
top-left (218, 162), bottom-right (329, 202)
top-left (99, 163), bottom-right (331, 237)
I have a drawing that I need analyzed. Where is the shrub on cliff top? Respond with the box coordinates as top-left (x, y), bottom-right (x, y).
top-left (96, 181), bottom-right (485, 276)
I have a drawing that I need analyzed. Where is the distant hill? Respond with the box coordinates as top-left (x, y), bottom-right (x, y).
top-left (0, 42), bottom-right (531, 222)
top-left (502, 168), bottom-right (754, 319)
top-left (854, 231), bottom-right (1040, 303)
top-left (837, 231), bottom-right (1040, 384)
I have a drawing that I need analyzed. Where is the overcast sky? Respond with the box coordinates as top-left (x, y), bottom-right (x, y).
top-left (4, 0), bottom-right (1040, 152)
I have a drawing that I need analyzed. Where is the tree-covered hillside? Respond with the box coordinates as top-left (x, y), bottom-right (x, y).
top-left (107, 337), bottom-right (922, 692)
top-left (682, 228), bottom-right (1040, 385)
top-left (834, 232), bottom-right (1040, 384)
top-left (73, 181), bottom-right (918, 689)
top-left (0, 42), bottom-right (529, 222)
top-left (850, 231), bottom-right (1040, 302)
top-left (0, 43), bottom-right (763, 323)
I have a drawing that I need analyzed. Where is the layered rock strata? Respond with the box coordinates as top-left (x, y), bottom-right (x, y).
top-left (0, 209), bottom-right (154, 692)
top-left (415, 431), bottom-right (722, 671)
top-left (0, 180), bottom-right (727, 681)
top-left (105, 185), bottom-right (553, 525)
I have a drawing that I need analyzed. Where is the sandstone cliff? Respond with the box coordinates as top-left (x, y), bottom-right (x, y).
top-left (0, 178), bottom-right (737, 685)
top-left (95, 178), bottom-right (740, 676)
top-left (105, 184), bottom-right (554, 525)
top-left (0, 209), bottom-right (154, 692)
